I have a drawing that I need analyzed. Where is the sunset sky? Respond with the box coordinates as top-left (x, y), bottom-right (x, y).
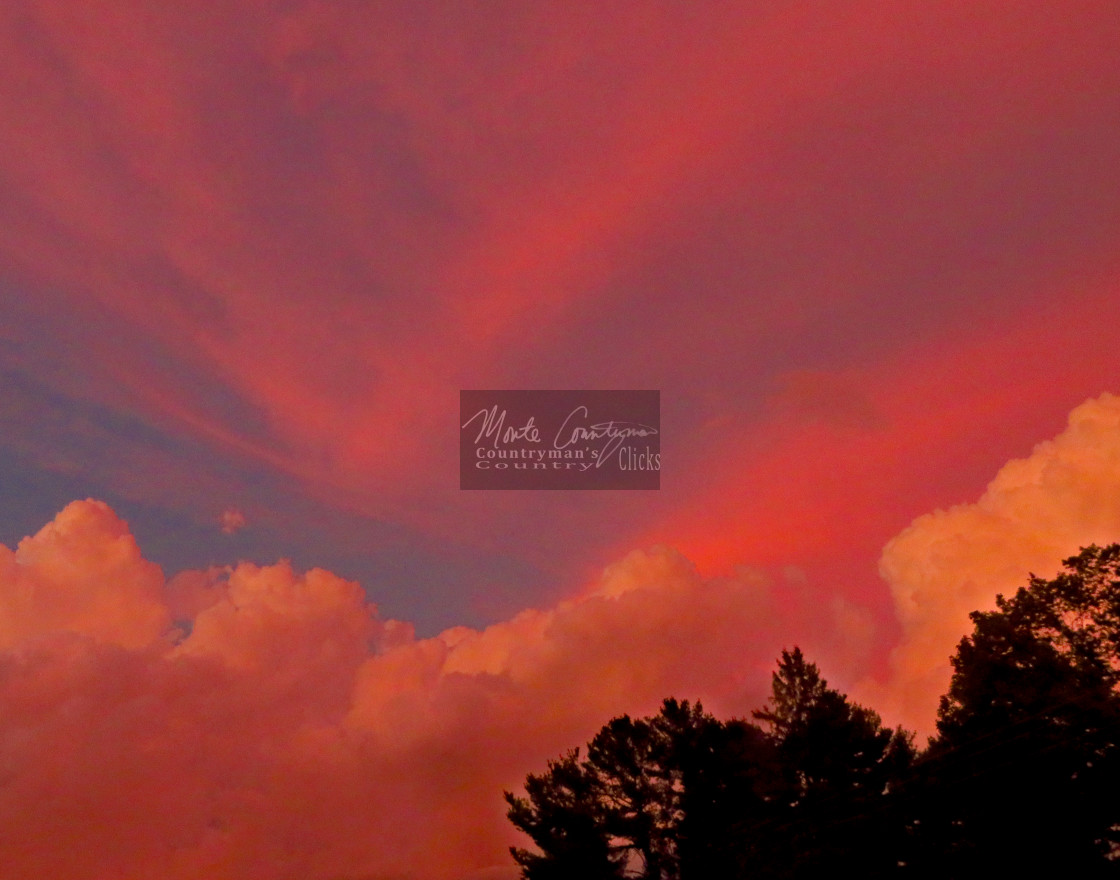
top-left (3, 3), bottom-right (1120, 878)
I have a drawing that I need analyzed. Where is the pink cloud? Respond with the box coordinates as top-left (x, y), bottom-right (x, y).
top-left (0, 500), bottom-right (873, 879)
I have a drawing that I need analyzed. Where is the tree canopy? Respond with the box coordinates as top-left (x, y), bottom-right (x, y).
top-left (505, 698), bottom-right (773, 879)
top-left (506, 654), bottom-right (910, 878)
top-left (506, 544), bottom-right (1120, 878)
top-left (914, 544), bottom-right (1120, 875)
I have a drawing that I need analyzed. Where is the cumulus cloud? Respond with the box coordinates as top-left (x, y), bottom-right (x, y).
top-left (0, 500), bottom-right (868, 880)
top-left (873, 392), bottom-right (1120, 734)
top-left (12, 401), bottom-right (1118, 875)
top-left (0, 499), bottom-right (168, 650)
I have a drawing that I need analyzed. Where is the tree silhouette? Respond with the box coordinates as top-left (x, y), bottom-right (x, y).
top-left (912, 545), bottom-right (1120, 875)
top-left (505, 749), bottom-right (627, 879)
top-left (754, 648), bottom-right (912, 803)
top-left (646, 701), bottom-right (775, 878)
top-left (506, 657), bottom-right (911, 879)
top-left (506, 699), bottom-right (774, 879)
top-left (749, 648), bottom-right (914, 877)
top-left (506, 547), bottom-right (1120, 878)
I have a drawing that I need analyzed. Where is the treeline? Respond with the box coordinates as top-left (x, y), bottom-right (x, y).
top-left (505, 545), bottom-right (1120, 878)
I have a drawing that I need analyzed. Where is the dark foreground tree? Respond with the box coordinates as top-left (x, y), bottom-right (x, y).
top-left (506, 655), bottom-right (912, 879)
top-left (505, 698), bottom-right (774, 879)
top-left (754, 647), bottom-right (913, 804)
top-left (507, 547), bottom-right (1120, 878)
top-left (911, 544), bottom-right (1120, 876)
top-left (505, 749), bottom-right (626, 879)
top-left (748, 648), bottom-right (914, 877)
top-left (642, 700), bottom-right (775, 877)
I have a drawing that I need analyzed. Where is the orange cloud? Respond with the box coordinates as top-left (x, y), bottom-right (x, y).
top-left (870, 392), bottom-right (1120, 734)
top-left (0, 500), bottom-right (168, 650)
top-left (0, 501), bottom-right (871, 879)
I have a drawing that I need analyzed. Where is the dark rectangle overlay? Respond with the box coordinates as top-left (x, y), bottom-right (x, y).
top-left (460, 390), bottom-right (660, 490)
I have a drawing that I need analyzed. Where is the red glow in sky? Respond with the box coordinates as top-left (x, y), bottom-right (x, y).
top-left (2, 3), bottom-right (1120, 878)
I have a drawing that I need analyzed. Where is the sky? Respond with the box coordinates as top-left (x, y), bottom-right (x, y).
top-left (2, 3), bottom-right (1120, 878)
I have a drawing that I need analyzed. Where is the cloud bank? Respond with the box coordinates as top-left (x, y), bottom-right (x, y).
top-left (0, 500), bottom-right (852, 880)
top-left (5, 393), bottom-right (1120, 875)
